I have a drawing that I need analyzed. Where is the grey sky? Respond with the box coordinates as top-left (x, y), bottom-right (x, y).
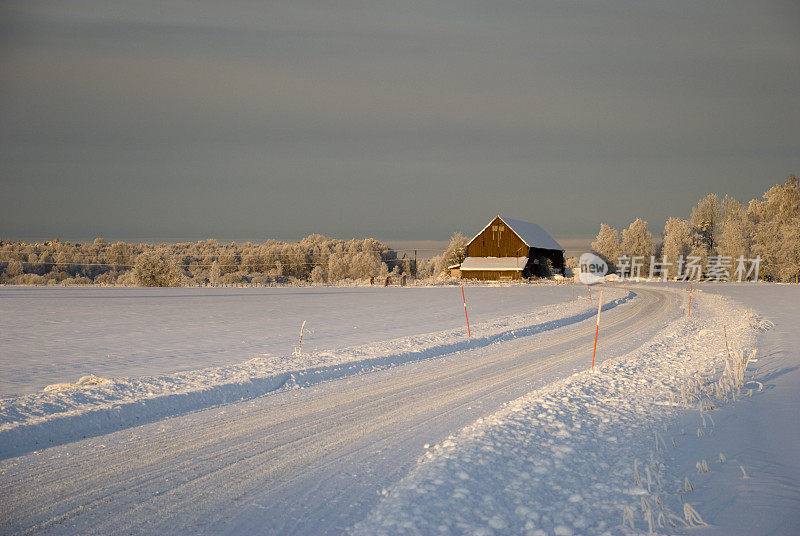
top-left (1, 1), bottom-right (798, 243)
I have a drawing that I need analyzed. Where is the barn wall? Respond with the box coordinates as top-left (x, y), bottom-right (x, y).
top-left (460, 270), bottom-right (522, 281)
top-left (466, 216), bottom-right (528, 258)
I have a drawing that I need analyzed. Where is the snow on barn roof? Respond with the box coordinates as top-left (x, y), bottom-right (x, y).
top-left (499, 217), bottom-right (564, 251)
top-left (467, 216), bottom-right (564, 252)
top-left (459, 256), bottom-right (529, 271)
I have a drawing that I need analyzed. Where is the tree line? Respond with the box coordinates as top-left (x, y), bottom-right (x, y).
top-left (0, 235), bottom-right (424, 286)
top-left (590, 175), bottom-right (799, 282)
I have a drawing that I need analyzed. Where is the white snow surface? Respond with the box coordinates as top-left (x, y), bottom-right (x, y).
top-left (0, 285), bottom-right (630, 460)
top-left (1, 283), bottom-right (797, 536)
top-left (353, 284), bottom-right (799, 536)
top-left (0, 285), bottom-right (581, 397)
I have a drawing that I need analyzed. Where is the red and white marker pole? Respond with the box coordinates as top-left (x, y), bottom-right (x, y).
top-left (587, 285), bottom-right (593, 307)
top-left (461, 285), bottom-right (471, 338)
top-left (688, 281), bottom-right (693, 317)
top-left (591, 289), bottom-right (604, 370)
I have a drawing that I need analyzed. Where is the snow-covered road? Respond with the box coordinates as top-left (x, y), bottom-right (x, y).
top-left (0, 287), bottom-right (680, 535)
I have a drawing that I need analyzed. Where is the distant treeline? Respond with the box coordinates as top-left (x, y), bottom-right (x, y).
top-left (0, 235), bottom-right (441, 286)
top-left (589, 175), bottom-right (799, 282)
top-left (0, 233), bottom-right (475, 286)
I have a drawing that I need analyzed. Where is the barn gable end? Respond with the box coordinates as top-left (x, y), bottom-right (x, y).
top-left (460, 216), bottom-right (564, 280)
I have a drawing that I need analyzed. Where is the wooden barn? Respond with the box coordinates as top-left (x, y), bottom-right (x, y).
top-left (458, 216), bottom-right (565, 281)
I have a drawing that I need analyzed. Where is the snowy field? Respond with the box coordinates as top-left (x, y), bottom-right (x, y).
top-left (0, 283), bottom-right (797, 535)
top-left (0, 284), bottom-right (579, 397)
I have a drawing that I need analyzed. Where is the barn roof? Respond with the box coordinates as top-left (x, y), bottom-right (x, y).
top-left (467, 216), bottom-right (564, 251)
top-left (459, 256), bottom-right (529, 271)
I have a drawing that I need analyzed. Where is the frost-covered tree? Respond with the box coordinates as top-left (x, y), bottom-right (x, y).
top-left (327, 253), bottom-right (350, 281)
top-left (217, 249), bottom-right (239, 275)
top-left (777, 215), bottom-right (800, 283)
top-left (690, 194), bottom-right (722, 254)
top-left (310, 265), bottom-right (326, 284)
top-left (717, 196), bottom-right (752, 261)
top-left (591, 224), bottom-right (620, 271)
top-left (5, 259), bottom-right (23, 278)
top-left (748, 174), bottom-right (800, 282)
top-left (133, 250), bottom-right (182, 287)
top-left (620, 219), bottom-right (655, 259)
top-left (661, 218), bottom-right (695, 277)
top-left (349, 251), bottom-right (382, 279)
top-left (414, 256), bottom-right (439, 279)
top-left (54, 251), bottom-right (72, 272)
top-left (209, 260), bottom-right (221, 286)
top-left (106, 242), bottom-right (131, 267)
top-left (241, 250), bottom-right (264, 273)
top-left (435, 233), bottom-right (468, 275)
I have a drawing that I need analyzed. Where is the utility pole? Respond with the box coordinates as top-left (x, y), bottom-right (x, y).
top-left (414, 250), bottom-right (417, 280)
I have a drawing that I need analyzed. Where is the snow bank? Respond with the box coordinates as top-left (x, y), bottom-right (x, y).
top-left (352, 288), bottom-right (772, 535)
top-left (0, 289), bottom-right (630, 460)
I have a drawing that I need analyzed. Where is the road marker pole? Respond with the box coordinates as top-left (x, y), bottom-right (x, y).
top-left (587, 285), bottom-right (593, 307)
top-left (294, 320), bottom-right (306, 356)
top-left (688, 282), bottom-right (693, 317)
top-left (591, 289), bottom-right (604, 370)
top-left (461, 285), bottom-right (471, 338)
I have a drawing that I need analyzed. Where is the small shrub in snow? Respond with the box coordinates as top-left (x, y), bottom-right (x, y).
top-left (622, 505), bottom-right (635, 529)
top-left (683, 503), bottom-right (707, 526)
top-left (654, 431), bottom-right (667, 451)
top-left (740, 466), bottom-right (750, 479)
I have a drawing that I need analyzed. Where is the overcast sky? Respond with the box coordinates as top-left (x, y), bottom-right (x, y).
top-left (1, 1), bottom-right (798, 243)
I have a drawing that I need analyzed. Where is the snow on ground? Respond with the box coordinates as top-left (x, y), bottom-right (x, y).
top-left (664, 284), bottom-right (800, 536)
top-left (2, 283), bottom-right (795, 535)
top-left (352, 284), bottom-right (799, 536)
top-left (0, 285), bottom-right (629, 460)
top-left (0, 285), bottom-right (583, 397)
